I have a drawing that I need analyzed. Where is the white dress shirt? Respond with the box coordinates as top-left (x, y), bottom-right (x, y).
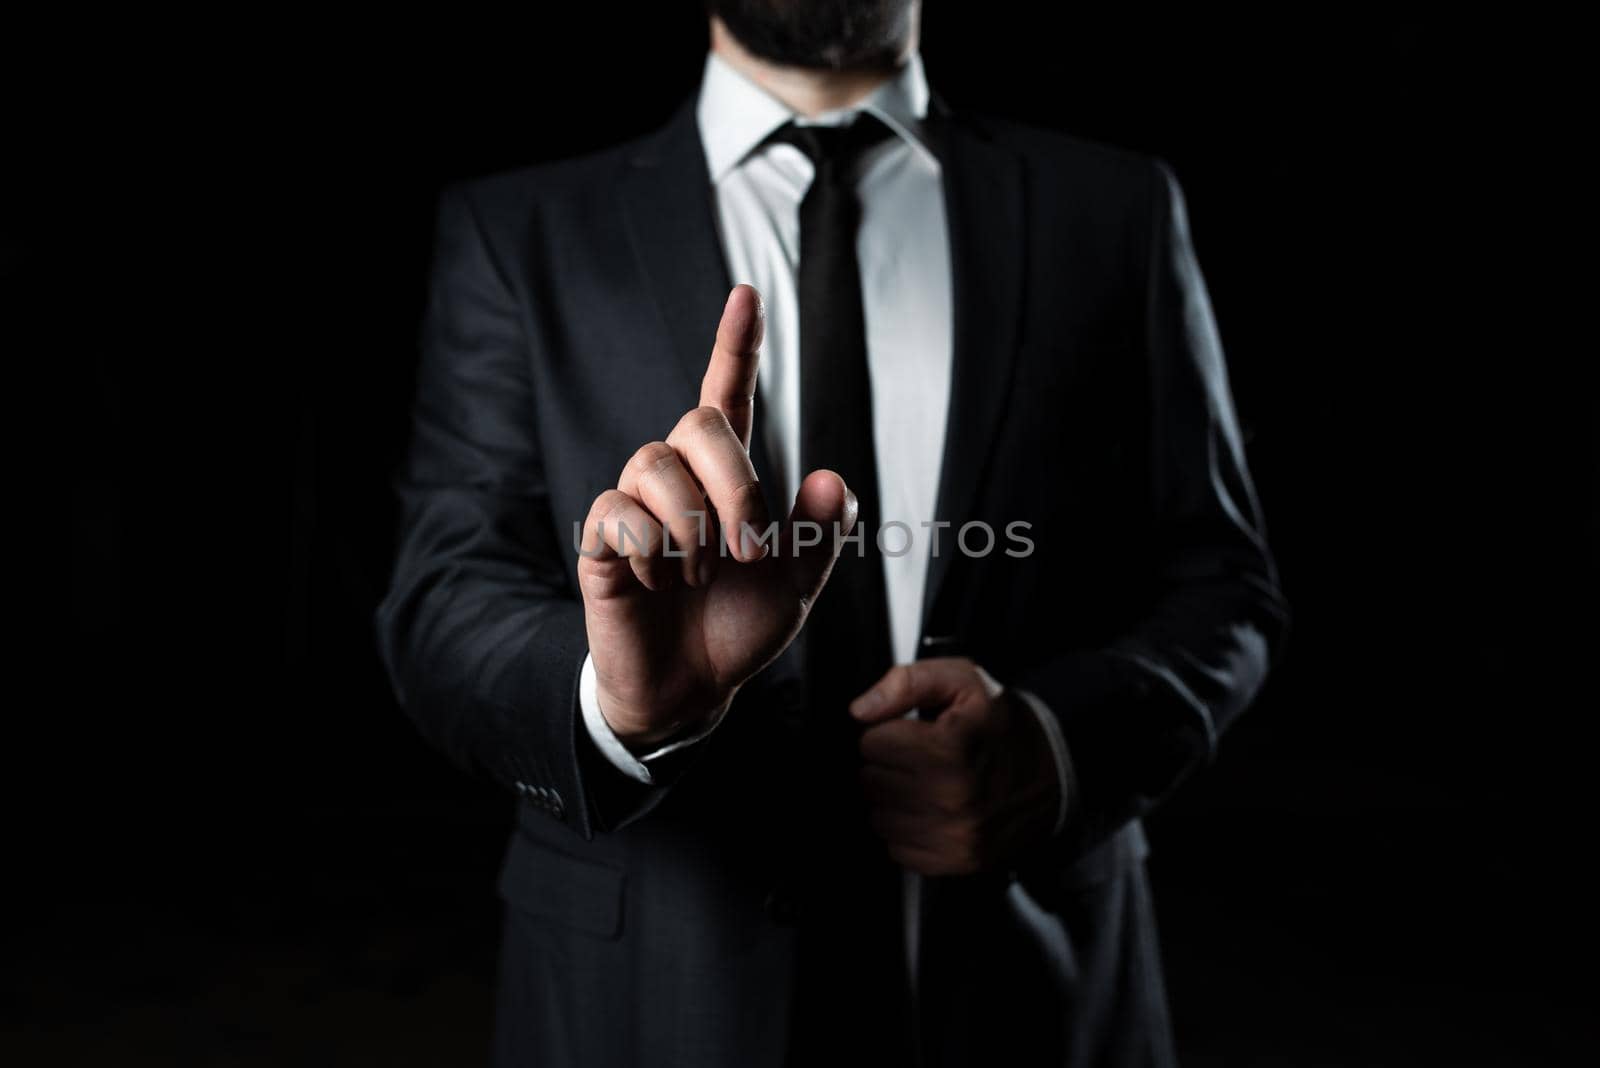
top-left (577, 50), bottom-right (1074, 989)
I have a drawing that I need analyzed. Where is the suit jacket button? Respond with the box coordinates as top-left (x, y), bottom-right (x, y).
top-left (549, 792), bottom-right (564, 817)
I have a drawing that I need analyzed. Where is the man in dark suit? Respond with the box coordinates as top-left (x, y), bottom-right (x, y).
top-left (377, 2), bottom-right (1287, 1065)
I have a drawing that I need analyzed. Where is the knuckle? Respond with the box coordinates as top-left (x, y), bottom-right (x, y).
top-left (596, 496), bottom-right (657, 555)
top-left (629, 441), bottom-right (677, 479)
top-left (680, 405), bottom-right (731, 438)
top-left (592, 490), bottom-right (629, 525)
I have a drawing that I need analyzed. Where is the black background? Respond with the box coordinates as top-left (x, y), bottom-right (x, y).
top-left (16, 7), bottom-right (1596, 1065)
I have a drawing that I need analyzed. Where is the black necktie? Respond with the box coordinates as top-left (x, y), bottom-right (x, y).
top-left (766, 116), bottom-right (916, 1067)
top-left (767, 114), bottom-right (896, 724)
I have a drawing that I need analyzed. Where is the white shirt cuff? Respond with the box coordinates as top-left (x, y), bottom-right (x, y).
top-left (1010, 687), bottom-right (1075, 836)
top-left (579, 653), bottom-right (725, 785)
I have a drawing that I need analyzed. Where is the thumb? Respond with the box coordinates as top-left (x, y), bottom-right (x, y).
top-left (783, 469), bottom-right (857, 606)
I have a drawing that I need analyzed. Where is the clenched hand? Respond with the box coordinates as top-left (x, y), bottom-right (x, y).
top-left (852, 658), bottom-right (1064, 876)
top-left (578, 284), bottom-right (856, 751)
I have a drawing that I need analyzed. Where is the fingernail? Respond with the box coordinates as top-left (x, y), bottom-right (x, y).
top-left (850, 693), bottom-right (880, 720)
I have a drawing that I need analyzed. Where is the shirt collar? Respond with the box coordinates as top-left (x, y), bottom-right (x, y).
top-left (696, 50), bottom-right (936, 182)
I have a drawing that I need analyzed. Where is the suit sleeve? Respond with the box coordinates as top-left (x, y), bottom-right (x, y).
top-left (1017, 160), bottom-right (1291, 853)
top-left (374, 182), bottom-right (679, 840)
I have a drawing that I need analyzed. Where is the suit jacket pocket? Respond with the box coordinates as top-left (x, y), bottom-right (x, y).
top-left (497, 828), bottom-right (626, 940)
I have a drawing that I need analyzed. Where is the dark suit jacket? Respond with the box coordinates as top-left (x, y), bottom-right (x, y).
top-left (376, 92), bottom-right (1288, 1068)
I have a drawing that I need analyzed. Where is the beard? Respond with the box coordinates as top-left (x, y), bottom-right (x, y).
top-left (709, 0), bottom-right (917, 71)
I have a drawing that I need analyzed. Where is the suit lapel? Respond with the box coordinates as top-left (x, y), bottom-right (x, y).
top-left (617, 97), bottom-right (786, 523)
top-left (921, 104), bottom-right (1028, 629)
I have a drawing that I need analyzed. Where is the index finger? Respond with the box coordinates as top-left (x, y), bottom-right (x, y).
top-left (699, 284), bottom-right (764, 448)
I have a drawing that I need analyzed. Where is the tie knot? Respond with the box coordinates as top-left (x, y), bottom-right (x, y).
top-left (765, 114), bottom-right (893, 182)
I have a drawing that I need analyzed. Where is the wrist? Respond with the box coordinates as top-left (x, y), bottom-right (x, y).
top-left (598, 685), bottom-right (732, 756)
